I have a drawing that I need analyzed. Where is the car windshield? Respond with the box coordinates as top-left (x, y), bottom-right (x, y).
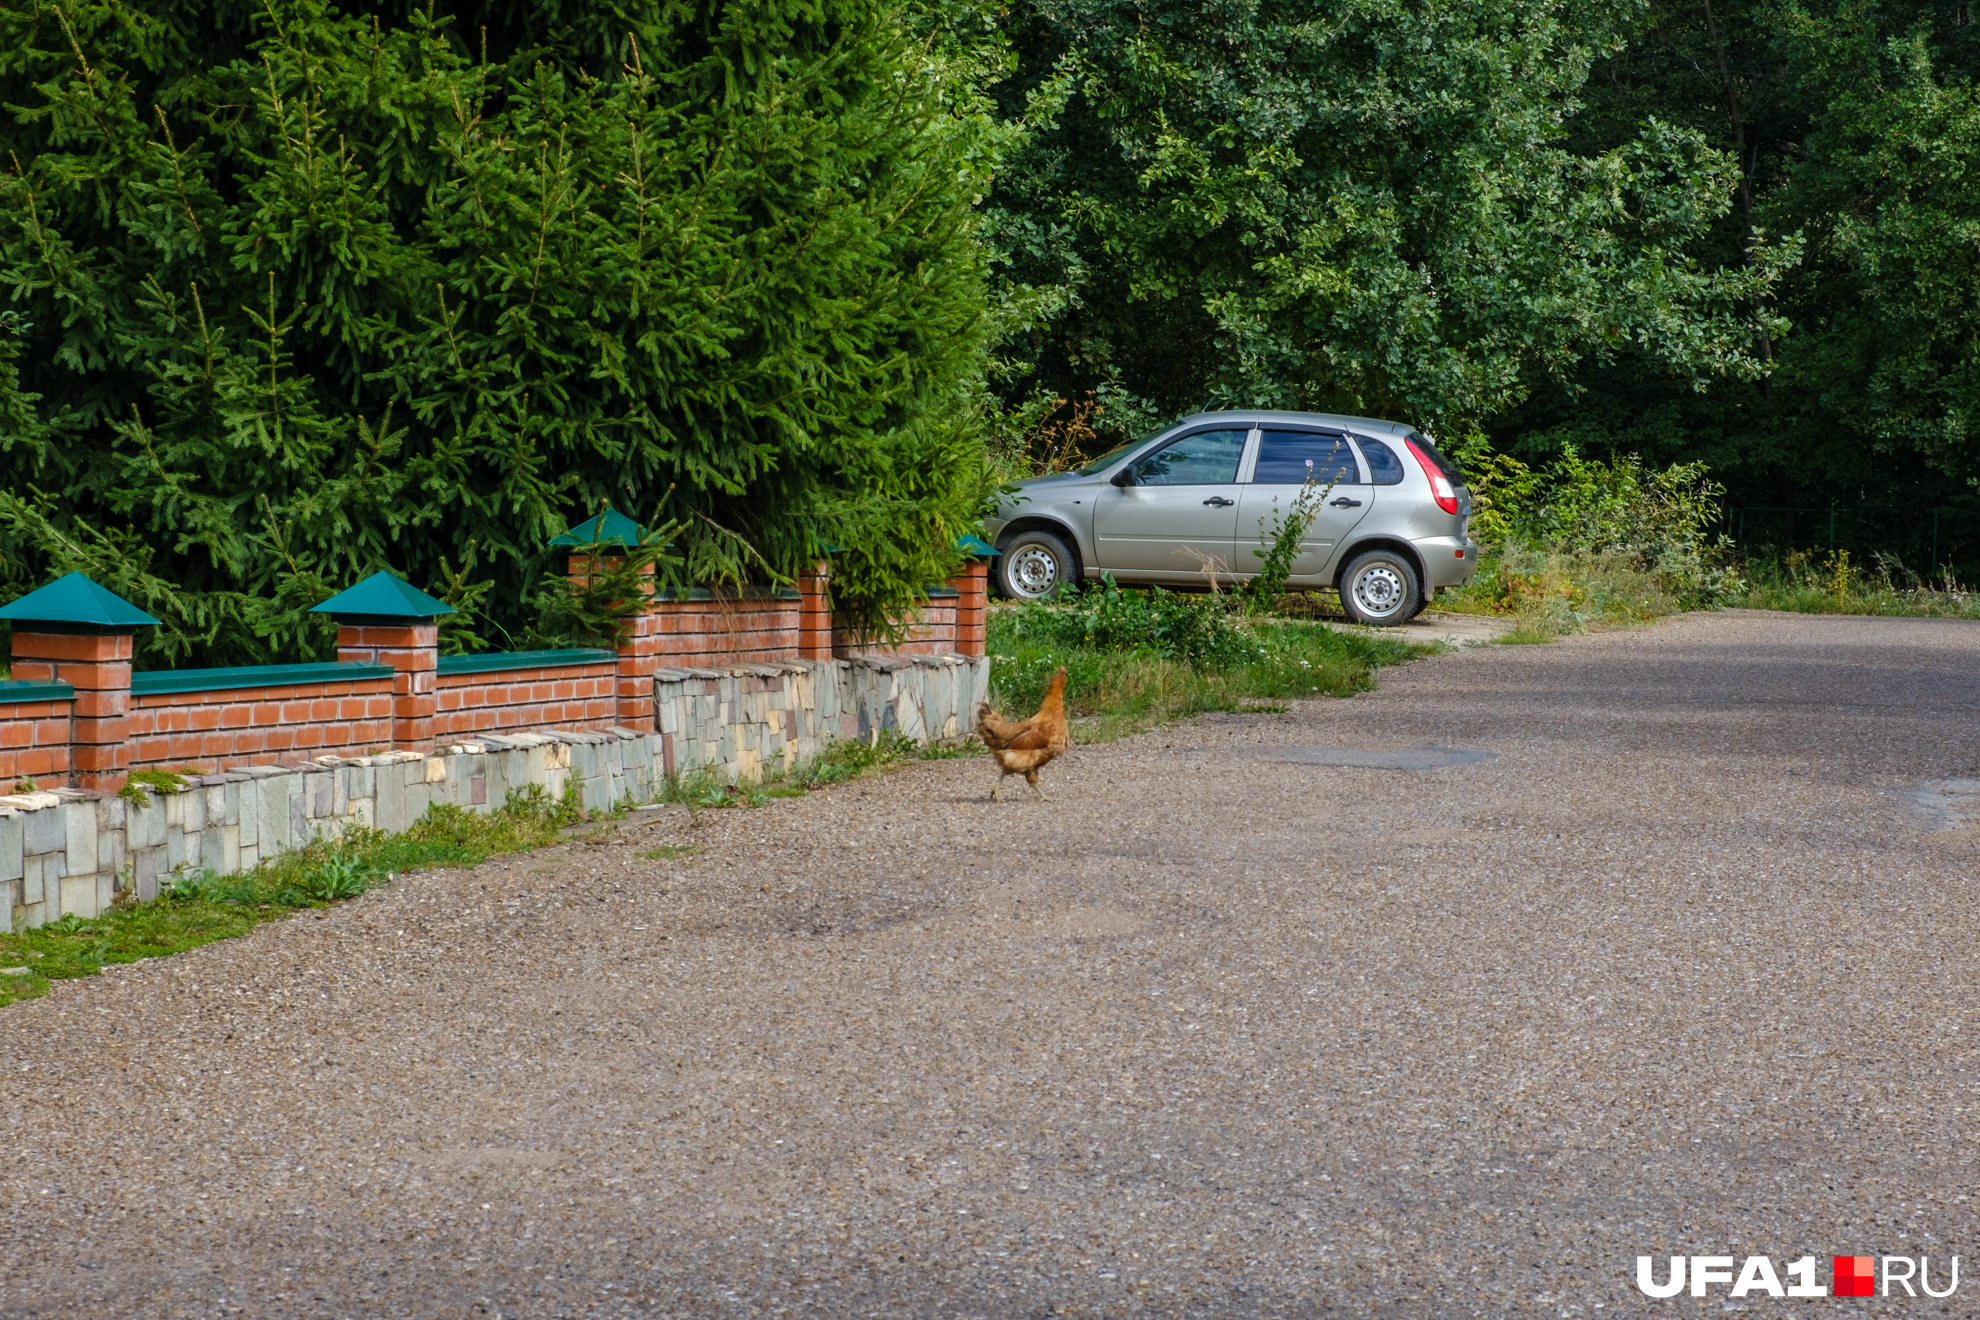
top-left (1075, 429), bottom-right (1168, 476)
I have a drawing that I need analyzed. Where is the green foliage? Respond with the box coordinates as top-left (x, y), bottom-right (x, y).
top-left (119, 767), bottom-right (194, 804)
top-left (984, 0), bottom-right (1790, 439)
top-left (297, 854), bottom-right (374, 903)
top-left (0, 0), bottom-right (1006, 663)
top-left (528, 529), bottom-right (684, 649)
top-left (1000, 576), bottom-right (1255, 668)
top-left (1451, 441), bottom-right (1746, 609)
top-left (1485, 0), bottom-right (1980, 564)
top-left (1242, 476), bottom-right (1332, 615)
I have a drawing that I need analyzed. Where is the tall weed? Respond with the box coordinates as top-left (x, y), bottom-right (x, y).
top-left (1740, 549), bottom-right (1980, 618)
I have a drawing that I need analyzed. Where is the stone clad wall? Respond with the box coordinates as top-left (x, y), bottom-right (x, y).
top-left (655, 655), bottom-right (989, 782)
top-left (0, 730), bottom-right (655, 931)
top-left (0, 655), bottom-right (988, 931)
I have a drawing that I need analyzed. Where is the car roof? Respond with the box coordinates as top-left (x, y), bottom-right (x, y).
top-left (1170, 409), bottom-right (1415, 437)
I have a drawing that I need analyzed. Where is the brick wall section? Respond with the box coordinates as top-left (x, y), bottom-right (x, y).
top-left (337, 623), bottom-right (438, 750)
top-left (834, 593), bottom-right (961, 660)
top-left (571, 553), bottom-right (984, 674)
top-left (567, 553), bottom-right (663, 726)
top-left (128, 677), bottom-right (396, 772)
top-left (798, 561), bottom-right (833, 660)
top-left (10, 631), bottom-right (132, 790)
top-left (652, 593), bottom-right (804, 666)
top-left (0, 698), bottom-right (73, 782)
top-left (0, 660), bottom-right (989, 930)
top-left (434, 662), bottom-right (619, 737)
top-left (951, 562), bottom-right (988, 658)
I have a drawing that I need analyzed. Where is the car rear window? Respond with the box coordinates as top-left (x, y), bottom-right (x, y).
top-left (1407, 433), bottom-right (1466, 484)
top-left (1357, 437), bottom-right (1406, 486)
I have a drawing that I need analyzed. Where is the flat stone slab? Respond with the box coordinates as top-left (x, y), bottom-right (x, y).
top-left (1895, 777), bottom-right (1980, 830)
top-left (1258, 745), bottom-right (1499, 770)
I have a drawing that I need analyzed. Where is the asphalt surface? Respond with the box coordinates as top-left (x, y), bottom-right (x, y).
top-left (3, 609), bottom-right (1978, 1318)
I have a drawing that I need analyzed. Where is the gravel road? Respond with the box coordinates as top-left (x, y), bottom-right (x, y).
top-left (4, 609), bottom-right (1979, 1318)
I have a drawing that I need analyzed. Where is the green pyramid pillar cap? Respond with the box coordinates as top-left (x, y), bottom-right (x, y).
top-left (310, 572), bottom-right (455, 621)
top-left (0, 572), bottom-right (161, 629)
top-left (957, 533), bottom-right (998, 557)
top-left (549, 505), bottom-right (643, 549)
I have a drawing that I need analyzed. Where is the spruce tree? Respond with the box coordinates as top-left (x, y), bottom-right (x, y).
top-left (0, 0), bottom-right (1002, 663)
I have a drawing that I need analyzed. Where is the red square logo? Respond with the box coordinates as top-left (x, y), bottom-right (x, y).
top-left (1835, 1255), bottom-right (1876, 1297)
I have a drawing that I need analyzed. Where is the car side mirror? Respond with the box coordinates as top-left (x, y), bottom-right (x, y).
top-left (1110, 467), bottom-right (1138, 488)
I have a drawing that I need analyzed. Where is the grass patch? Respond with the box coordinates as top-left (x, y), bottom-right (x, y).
top-left (118, 767), bottom-right (197, 804)
top-left (636, 844), bottom-right (702, 861)
top-left (657, 730), bottom-right (974, 811)
top-left (0, 782), bottom-right (587, 1010)
top-left (987, 593), bottom-right (1424, 743)
top-left (1736, 549), bottom-right (1980, 618)
top-left (1438, 545), bottom-right (1691, 637)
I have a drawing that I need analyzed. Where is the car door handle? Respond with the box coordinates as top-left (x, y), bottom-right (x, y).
top-left (1202, 496), bottom-right (1234, 507)
top-left (1329, 497), bottom-right (1362, 508)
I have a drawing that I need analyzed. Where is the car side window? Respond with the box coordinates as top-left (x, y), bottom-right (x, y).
top-left (1358, 437), bottom-right (1406, 486)
top-left (1252, 430), bottom-right (1359, 484)
top-left (1132, 429), bottom-right (1248, 485)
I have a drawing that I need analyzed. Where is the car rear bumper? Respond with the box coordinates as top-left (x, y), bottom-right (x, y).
top-left (1416, 536), bottom-right (1481, 589)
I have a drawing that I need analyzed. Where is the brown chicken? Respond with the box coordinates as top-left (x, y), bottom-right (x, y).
top-left (976, 666), bottom-right (1069, 801)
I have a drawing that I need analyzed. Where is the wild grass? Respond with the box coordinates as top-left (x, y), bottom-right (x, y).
top-left (1736, 549), bottom-right (1980, 618)
top-left (0, 783), bottom-right (586, 1010)
top-left (987, 591), bottom-right (1424, 742)
top-left (656, 730), bottom-right (975, 811)
top-left (1437, 546), bottom-right (1691, 639)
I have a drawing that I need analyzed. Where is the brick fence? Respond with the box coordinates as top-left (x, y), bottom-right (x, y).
top-left (0, 557), bottom-right (990, 794)
top-left (0, 654), bottom-right (986, 931)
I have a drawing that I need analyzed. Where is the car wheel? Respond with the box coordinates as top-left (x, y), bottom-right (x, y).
top-left (1339, 549), bottom-right (1421, 626)
top-left (996, 529), bottom-right (1078, 601)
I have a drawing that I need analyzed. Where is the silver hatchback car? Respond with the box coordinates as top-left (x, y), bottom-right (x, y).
top-left (983, 410), bottom-right (1479, 625)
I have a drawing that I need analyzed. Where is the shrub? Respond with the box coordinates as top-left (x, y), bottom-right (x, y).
top-left (1451, 441), bottom-right (1744, 613)
top-left (998, 577), bottom-right (1256, 668)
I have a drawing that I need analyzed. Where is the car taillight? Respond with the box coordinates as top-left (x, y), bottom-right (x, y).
top-left (1405, 437), bottom-right (1459, 515)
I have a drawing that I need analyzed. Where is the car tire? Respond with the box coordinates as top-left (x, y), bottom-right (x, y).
top-left (995, 529), bottom-right (1078, 601)
top-left (1339, 548), bottom-right (1421, 627)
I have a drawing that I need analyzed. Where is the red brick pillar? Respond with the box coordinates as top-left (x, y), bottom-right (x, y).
top-left (798, 560), bottom-right (833, 661)
top-left (948, 560), bottom-right (988, 658)
top-left (336, 624), bottom-right (437, 751)
top-left (570, 553), bottom-right (661, 728)
top-left (10, 630), bottom-right (132, 790)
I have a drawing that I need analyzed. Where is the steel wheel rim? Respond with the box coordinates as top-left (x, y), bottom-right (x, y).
top-left (1352, 563), bottom-right (1406, 619)
top-left (1008, 545), bottom-right (1060, 597)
